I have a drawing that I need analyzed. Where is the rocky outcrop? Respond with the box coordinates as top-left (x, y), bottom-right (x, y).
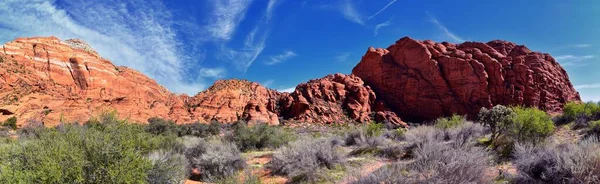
top-left (280, 74), bottom-right (406, 127)
top-left (0, 37), bottom-right (405, 127)
top-left (353, 37), bottom-right (581, 121)
top-left (187, 79), bottom-right (281, 125)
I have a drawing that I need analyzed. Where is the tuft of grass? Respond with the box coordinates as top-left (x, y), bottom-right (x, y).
top-left (434, 114), bottom-right (466, 129)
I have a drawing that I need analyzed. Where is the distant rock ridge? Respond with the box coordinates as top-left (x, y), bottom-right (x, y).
top-left (353, 37), bottom-right (581, 121)
top-left (0, 37), bottom-right (405, 127)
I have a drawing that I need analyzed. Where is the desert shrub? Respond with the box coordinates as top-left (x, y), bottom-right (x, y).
top-left (0, 112), bottom-right (180, 183)
top-left (512, 138), bottom-right (600, 183)
top-left (226, 122), bottom-right (295, 152)
top-left (348, 136), bottom-right (389, 156)
top-left (267, 137), bottom-right (346, 183)
top-left (587, 120), bottom-right (600, 138)
top-left (563, 101), bottom-right (600, 123)
top-left (146, 117), bottom-right (178, 135)
top-left (2, 117), bottom-right (17, 130)
top-left (403, 126), bottom-right (446, 146)
top-left (447, 121), bottom-right (487, 146)
top-left (382, 128), bottom-right (406, 141)
top-left (510, 107), bottom-right (554, 143)
top-left (478, 105), bottom-right (516, 143)
top-left (434, 114), bottom-right (465, 129)
top-left (18, 119), bottom-right (45, 138)
top-left (184, 138), bottom-right (246, 182)
top-left (147, 150), bottom-right (188, 184)
top-left (353, 139), bottom-right (491, 183)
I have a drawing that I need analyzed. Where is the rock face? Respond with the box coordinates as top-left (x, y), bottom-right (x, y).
top-left (187, 79), bottom-right (281, 125)
top-left (353, 37), bottom-right (581, 121)
top-left (0, 37), bottom-right (191, 126)
top-left (279, 74), bottom-right (406, 127)
top-left (0, 37), bottom-right (405, 127)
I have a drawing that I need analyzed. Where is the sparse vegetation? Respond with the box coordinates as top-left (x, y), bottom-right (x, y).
top-left (226, 121), bottom-right (296, 152)
top-left (512, 138), bottom-right (600, 183)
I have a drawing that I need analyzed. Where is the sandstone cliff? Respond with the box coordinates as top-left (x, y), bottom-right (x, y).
top-left (353, 37), bottom-right (581, 121)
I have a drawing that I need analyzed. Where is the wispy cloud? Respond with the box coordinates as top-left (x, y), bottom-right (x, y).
top-left (266, 0), bottom-right (280, 22)
top-left (555, 55), bottom-right (595, 67)
top-left (571, 44), bottom-right (592, 48)
top-left (427, 12), bottom-right (465, 43)
top-left (278, 87), bottom-right (296, 93)
top-left (367, 0), bottom-right (398, 20)
top-left (0, 0), bottom-right (208, 94)
top-left (199, 68), bottom-right (226, 78)
top-left (262, 80), bottom-right (275, 87)
top-left (575, 84), bottom-right (600, 90)
top-left (205, 0), bottom-right (253, 41)
top-left (374, 19), bottom-right (392, 36)
top-left (265, 51), bottom-right (297, 65)
top-left (340, 0), bottom-right (365, 25)
top-left (336, 52), bottom-right (352, 62)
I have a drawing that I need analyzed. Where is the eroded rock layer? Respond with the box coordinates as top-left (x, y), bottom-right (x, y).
top-left (353, 37), bottom-right (581, 121)
top-left (280, 74), bottom-right (405, 127)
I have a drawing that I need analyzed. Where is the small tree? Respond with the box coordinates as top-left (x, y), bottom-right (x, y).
top-left (478, 105), bottom-right (515, 143)
top-left (2, 117), bottom-right (17, 130)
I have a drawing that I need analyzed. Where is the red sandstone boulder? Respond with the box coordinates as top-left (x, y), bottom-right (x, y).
top-left (353, 37), bottom-right (581, 121)
top-left (280, 73), bottom-right (406, 127)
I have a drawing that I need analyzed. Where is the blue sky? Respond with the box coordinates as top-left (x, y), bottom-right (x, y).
top-left (0, 0), bottom-right (599, 101)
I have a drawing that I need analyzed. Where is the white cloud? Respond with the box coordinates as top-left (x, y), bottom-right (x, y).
top-left (266, 0), bottom-right (280, 22)
top-left (575, 84), bottom-right (600, 90)
top-left (336, 52), bottom-right (351, 62)
top-left (571, 44), bottom-right (592, 48)
top-left (0, 0), bottom-right (208, 95)
top-left (262, 80), bottom-right (274, 87)
top-left (340, 0), bottom-right (365, 25)
top-left (367, 0), bottom-right (398, 20)
top-left (199, 68), bottom-right (226, 78)
top-left (206, 0), bottom-right (253, 41)
top-left (555, 55), bottom-right (595, 67)
top-left (427, 12), bottom-right (465, 43)
top-left (374, 19), bottom-right (392, 36)
top-left (278, 87), bottom-right (296, 93)
top-left (265, 51), bottom-right (297, 65)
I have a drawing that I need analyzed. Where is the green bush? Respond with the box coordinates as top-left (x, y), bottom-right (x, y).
top-left (176, 121), bottom-right (221, 137)
top-left (2, 117), bottom-right (17, 130)
top-left (146, 117), bottom-right (177, 135)
top-left (226, 122), bottom-right (296, 152)
top-left (0, 112), bottom-right (182, 183)
top-left (478, 105), bottom-right (516, 143)
top-left (511, 107), bottom-right (555, 143)
top-left (434, 114), bottom-right (465, 129)
top-left (563, 102), bottom-right (600, 122)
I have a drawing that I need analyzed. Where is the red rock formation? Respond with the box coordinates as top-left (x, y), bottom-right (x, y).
top-left (0, 37), bottom-right (405, 127)
top-left (187, 79), bottom-right (281, 125)
top-left (280, 74), bottom-right (406, 127)
top-left (353, 37), bottom-right (581, 121)
top-left (0, 37), bottom-right (191, 126)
